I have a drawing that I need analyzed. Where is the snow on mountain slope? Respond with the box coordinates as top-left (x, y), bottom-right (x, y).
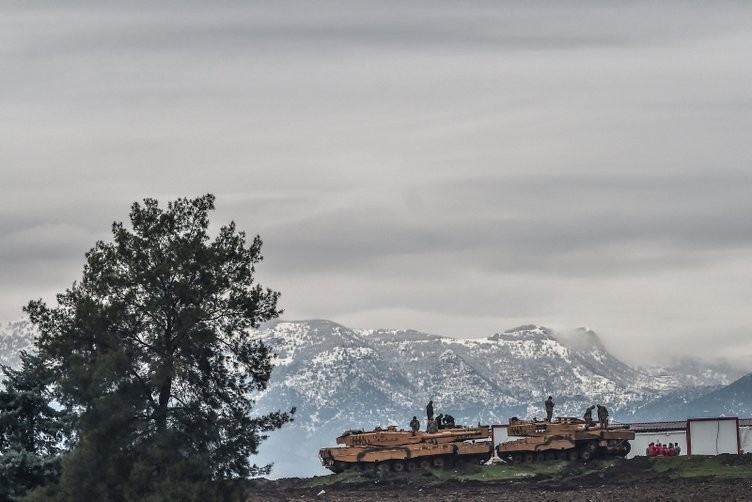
top-left (1, 317), bottom-right (748, 478)
top-left (250, 320), bottom-right (749, 477)
top-left (0, 320), bottom-right (35, 371)
top-left (677, 372), bottom-right (752, 418)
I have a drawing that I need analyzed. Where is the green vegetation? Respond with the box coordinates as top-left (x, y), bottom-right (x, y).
top-left (456, 461), bottom-right (566, 482)
top-left (0, 352), bottom-right (70, 501)
top-left (300, 454), bottom-right (752, 491)
top-left (300, 461), bottom-right (577, 488)
top-left (649, 455), bottom-right (752, 479)
top-left (0, 195), bottom-right (293, 501)
top-left (300, 470), bottom-right (367, 488)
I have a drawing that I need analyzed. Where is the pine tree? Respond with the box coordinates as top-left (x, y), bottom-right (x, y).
top-left (23, 194), bottom-right (293, 500)
top-left (0, 352), bottom-right (69, 501)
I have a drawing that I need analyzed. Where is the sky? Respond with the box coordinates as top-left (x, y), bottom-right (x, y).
top-left (2, 1), bottom-right (752, 366)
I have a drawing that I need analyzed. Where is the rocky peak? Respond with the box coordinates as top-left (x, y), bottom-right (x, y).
top-left (489, 324), bottom-right (554, 342)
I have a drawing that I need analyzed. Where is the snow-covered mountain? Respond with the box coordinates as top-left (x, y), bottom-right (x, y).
top-left (676, 373), bottom-right (752, 418)
top-left (250, 320), bottom-right (748, 478)
top-left (0, 320), bottom-right (35, 370)
top-left (1, 318), bottom-right (748, 478)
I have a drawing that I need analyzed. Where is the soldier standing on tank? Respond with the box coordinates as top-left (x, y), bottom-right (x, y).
top-left (427, 418), bottom-right (438, 433)
top-left (544, 396), bottom-right (555, 421)
top-left (426, 400), bottom-right (434, 421)
top-left (436, 413), bottom-right (444, 429)
top-left (597, 404), bottom-right (609, 429)
top-left (583, 405), bottom-right (595, 429)
top-left (410, 416), bottom-right (420, 435)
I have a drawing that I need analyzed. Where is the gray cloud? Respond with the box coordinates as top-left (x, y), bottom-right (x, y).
top-left (261, 172), bottom-right (752, 275)
top-left (2, 0), bottom-right (752, 367)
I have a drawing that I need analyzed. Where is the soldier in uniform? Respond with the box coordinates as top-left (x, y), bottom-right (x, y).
top-left (436, 413), bottom-right (444, 429)
top-left (409, 416), bottom-right (420, 434)
top-left (544, 396), bottom-right (555, 421)
top-left (426, 400), bottom-right (434, 421)
top-left (583, 405), bottom-right (595, 429)
top-left (443, 414), bottom-right (455, 428)
top-left (597, 404), bottom-right (609, 429)
top-left (427, 418), bottom-right (438, 433)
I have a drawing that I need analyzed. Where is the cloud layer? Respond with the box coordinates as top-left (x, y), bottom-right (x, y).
top-left (2, 1), bottom-right (752, 365)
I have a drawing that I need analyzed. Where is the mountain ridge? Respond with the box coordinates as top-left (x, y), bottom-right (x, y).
top-left (2, 318), bottom-right (749, 478)
top-left (249, 320), bottom-right (750, 477)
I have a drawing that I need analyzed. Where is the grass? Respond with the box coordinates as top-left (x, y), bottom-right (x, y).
top-left (649, 455), bottom-right (752, 479)
top-left (296, 454), bottom-right (752, 489)
top-left (454, 461), bottom-right (568, 482)
top-left (298, 470), bottom-right (366, 488)
top-left (458, 455), bottom-right (752, 484)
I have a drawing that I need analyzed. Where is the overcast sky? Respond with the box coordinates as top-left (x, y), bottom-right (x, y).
top-left (2, 1), bottom-right (751, 366)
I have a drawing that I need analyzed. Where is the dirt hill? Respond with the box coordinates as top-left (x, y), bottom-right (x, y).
top-left (246, 454), bottom-right (752, 501)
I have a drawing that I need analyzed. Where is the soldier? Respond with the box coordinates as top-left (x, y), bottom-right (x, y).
top-left (409, 416), bottom-right (420, 434)
top-left (544, 396), bottom-right (555, 421)
top-left (444, 414), bottom-right (455, 428)
top-left (427, 418), bottom-right (438, 433)
top-left (583, 405), bottom-right (595, 429)
top-left (426, 400), bottom-right (434, 421)
top-left (436, 413), bottom-right (444, 429)
top-left (596, 404), bottom-right (609, 429)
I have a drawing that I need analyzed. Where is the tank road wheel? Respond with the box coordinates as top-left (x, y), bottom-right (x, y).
top-left (579, 449), bottom-right (593, 461)
top-left (523, 452), bottom-right (534, 464)
top-left (511, 453), bottom-right (523, 464)
top-left (535, 452), bottom-right (545, 463)
top-left (406, 461), bottom-right (417, 472)
top-left (392, 461), bottom-right (405, 473)
top-left (544, 451), bottom-right (556, 461)
top-left (432, 457), bottom-right (445, 468)
top-left (567, 450), bottom-right (578, 461)
top-left (376, 463), bottom-right (391, 475)
top-left (418, 459), bottom-right (432, 470)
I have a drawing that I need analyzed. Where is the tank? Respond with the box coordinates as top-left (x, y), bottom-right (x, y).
top-left (496, 416), bottom-right (634, 463)
top-left (319, 424), bottom-right (492, 473)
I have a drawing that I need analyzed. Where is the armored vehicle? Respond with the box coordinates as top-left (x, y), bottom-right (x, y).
top-left (496, 416), bottom-right (634, 463)
top-left (319, 425), bottom-right (492, 473)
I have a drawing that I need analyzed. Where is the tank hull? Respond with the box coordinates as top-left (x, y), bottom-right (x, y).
top-left (319, 426), bottom-right (492, 473)
top-left (497, 417), bottom-right (634, 463)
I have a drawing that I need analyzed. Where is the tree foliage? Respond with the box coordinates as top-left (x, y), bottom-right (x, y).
top-left (21, 194), bottom-right (293, 500)
top-left (0, 352), bottom-right (69, 501)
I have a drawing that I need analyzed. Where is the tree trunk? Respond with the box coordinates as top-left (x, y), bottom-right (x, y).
top-left (156, 379), bottom-right (171, 433)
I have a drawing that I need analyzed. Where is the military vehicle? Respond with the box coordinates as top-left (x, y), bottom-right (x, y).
top-left (496, 416), bottom-right (634, 463)
top-left (319, 425), bottom-right (492, 473)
